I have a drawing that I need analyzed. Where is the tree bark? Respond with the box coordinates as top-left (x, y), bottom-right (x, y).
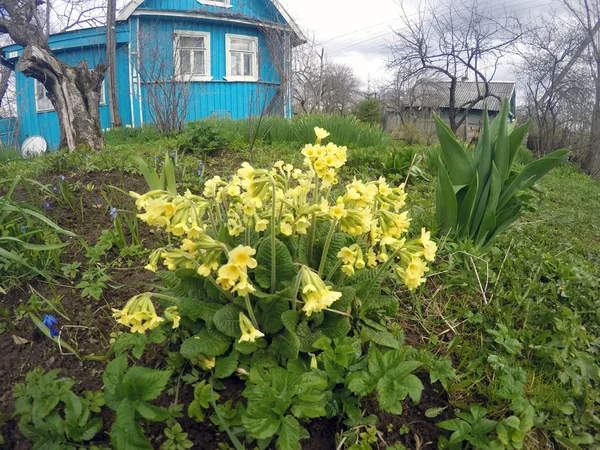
top-left (106, 0), bottom-right (122, 128)
top-left (17, 45), bottom-right (105, 151)
top-left (584, 60), bottom-right (600, 178)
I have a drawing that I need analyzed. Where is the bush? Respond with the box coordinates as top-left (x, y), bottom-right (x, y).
top-left (176, 121), bottom-right (231, 155)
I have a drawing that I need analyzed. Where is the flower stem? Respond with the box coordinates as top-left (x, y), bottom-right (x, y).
top-left (318, 218), bottom-right (337, 278)
top-left (365, 249), bottom-right (401, 294)
top-left (306, 173), bottom-right (320, 265)
top-left (244, 295), bottom-right (258, 327)
top-left (267, 176), bottom-right (278, 294)
top-left (291, 271), bottom-right (303, 312)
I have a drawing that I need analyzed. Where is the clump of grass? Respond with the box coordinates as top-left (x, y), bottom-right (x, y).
top-left (103, 126), bottom-right (163, 146)
top-left (0, 146), bottom-right (21, 164)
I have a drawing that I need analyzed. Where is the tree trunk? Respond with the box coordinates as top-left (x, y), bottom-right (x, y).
top-left (584, 64), bottom-right (600, 179)
top-left (16, 45), bottom-right (105, 151)
top-left (0, 66), bottom-right (12, 112)
top-left (106, 0), bottom-right (122, 128)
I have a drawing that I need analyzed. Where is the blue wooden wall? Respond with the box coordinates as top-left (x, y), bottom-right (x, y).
top-left (137, 16), bottom-right (281, 125)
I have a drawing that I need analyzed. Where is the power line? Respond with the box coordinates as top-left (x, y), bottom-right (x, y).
top-left (324, 0), bottom-right (554, 56)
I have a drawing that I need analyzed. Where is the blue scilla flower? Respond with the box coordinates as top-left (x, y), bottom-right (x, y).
top-left (196, 170), bottom-right (202, 176)
top-left (109, 207), bottom-right (117, 219)
top-left (175, 163), bottom-right (179, 168)
top-left (45, 203), bottom-right (51, 210)
top-left (20, 225), bottom-right (26, 232)
top-left (60, 175), bottom-right (65, 181)
top-left (154, 155), bottom-right (159, 160)
top-left (42, 314), bottom-right (59, 338)
top-left (52, 186), bottom-right (58, 192)
top-left (199, 161), bottom-right (204, 168)
top-left (171, 153), bottom-right (176, 158)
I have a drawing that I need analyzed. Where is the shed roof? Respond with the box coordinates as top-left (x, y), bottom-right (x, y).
top-left (410, 81), bottom-right (515, 112)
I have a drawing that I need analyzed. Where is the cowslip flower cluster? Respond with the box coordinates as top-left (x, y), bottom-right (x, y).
top-left (126, 126), bottom-right (436, 330)
top-left (112, 293), bottom-right (179, 334)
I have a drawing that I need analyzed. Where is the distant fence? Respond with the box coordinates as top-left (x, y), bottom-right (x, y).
top-left (0, 117), bottom-right (19, 149)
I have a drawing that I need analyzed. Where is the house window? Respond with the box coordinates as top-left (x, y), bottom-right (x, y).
top-left (174, 31), bottom-right (212, 81)
top-left (35, 80), bottom-right (106, 113)
top-left (198, 0), bottom-right (231, 7)
top-left (225, 34), bottom-right (258, 82)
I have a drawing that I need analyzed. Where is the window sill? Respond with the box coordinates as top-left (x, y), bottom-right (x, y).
top-left (36, 108), bottom-right (55, 113)
top-left (197, 0), bottom-right (232, 7)
top-left (224, 76), bottom-right (258, 82)
top-left (174, 75), bottom-right (214, 82)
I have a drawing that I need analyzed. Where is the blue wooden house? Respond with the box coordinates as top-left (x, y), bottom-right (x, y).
top-left (1, 0), bottom-right (303, 150)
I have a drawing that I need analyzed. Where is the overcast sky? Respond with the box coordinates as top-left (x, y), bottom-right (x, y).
top-left (280, 0), bottom-right (563, 88)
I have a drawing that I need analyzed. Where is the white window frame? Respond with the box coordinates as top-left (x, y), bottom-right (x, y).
top-left (35, 79), bottom-right (106, 113)
top-left (197, 0), bottom-right (231, 7)
top-left (225, 33), bottom-right (259, 82)
top-left (173, 30), bottom-right (213, 82)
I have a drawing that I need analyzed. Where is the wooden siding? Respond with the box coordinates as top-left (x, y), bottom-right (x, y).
top-left (137, 16), bottom-right (281, 123)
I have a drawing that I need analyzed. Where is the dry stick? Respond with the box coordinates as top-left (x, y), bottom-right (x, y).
top-left (489, 238), bottom-right (513, 304)
top-left (403, 151), bottom-right (419, 186)
top-left (335, 436), bottom-right (347, 450)
top-left (470, 256), bottom-right (488, 306)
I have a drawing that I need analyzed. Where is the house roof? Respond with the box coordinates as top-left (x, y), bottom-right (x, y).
top-left (117, 0), bottom-right (305, 43)
top-left (409, 81), bottom-right (516, 112)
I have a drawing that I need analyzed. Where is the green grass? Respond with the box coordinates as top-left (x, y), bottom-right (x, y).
top-left (2, 119), bottom-right (600, 447)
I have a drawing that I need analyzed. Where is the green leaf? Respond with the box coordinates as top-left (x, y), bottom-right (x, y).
top-left (111, 398), bottom-right (152, 450)
top-left (425, 407), bottom-right (447, 418)
top-left (319, 314), bottom-right (351, 340)
top-left (277, 415), bottom-right (306, 450)
top-left (281, 310), bottom-right (299, 332)
top-left (476, 163), bottom-right (501, 246)
top-left (242, 407), bottom-right (282, 440)
top-left (255, 238), bottom-right (296, 290)
top-left (272, 330), bottom-right (300, 360)
top-left (214, 352), bottom-right (240, 379)
top-left (498, 149), bottom-right (569, 211)
top-left (258, 297), bottom-right (290, 333)
top-left (180, 329), bottom-right (232, 358)
top-left (178, 299), bottom-right (223, 323)
top-left (121, 367), bottom-right (171, 402)
top-left (103, 355), bottom-right (127, 395)
top-left (457, 173), bottom-right (479, 233)
top-left (434, 114), bottom-right (474, 185)
top-left (113, 333), bottom-right (147, 359)
top-left (436, 160), bottom-right (459, 232)
top-left (79, 416), bottom-right (103, 441)
top-left (493, 98), bottom-right (511, 182)
top-left (346, 372), bottom-right (374, 396)
top-left (136, 401), bottom-right (171, 422)
top-left (213, 304), bottom-right (243, 338)
top-left (508, 121), bottom-right (531, 169)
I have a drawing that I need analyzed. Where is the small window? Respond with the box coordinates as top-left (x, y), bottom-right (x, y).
top-left (198, 0), bottom-right (231, 7)
top-left (36, 80), bottom-right (106, 113)
top-left (225, 34), bottom-right (258, 82)
top-left (174, 31), bottom-right (212, 81)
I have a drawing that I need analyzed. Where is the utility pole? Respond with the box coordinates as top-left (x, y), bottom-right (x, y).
top-left (316, 47), bottom-right (324, 111)
top-left (106, 0), bottom-right (122, 128)
top-left (45, 0), bottom-right (51, 38)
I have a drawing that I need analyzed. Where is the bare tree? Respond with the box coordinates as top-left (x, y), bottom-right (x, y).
top-left (293, 37), bottom-right (360, 116)
top-left (515, 13), bottom-right (593, 158)
top-left (563, 0), bottom-right (600, 178)
top-left (106, 0), bottom-right (122, 128)
top-left (0, 0), bottom-right (105, 151)
top-left (389, 0), bottom-right (522, 133)
top-left (137, 22), bottom-right (191, 133)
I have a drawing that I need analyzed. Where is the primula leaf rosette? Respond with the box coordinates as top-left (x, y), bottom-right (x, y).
top-left (113, 127), bottom-right (437, 343)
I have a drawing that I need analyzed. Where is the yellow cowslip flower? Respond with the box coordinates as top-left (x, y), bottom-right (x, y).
top-left (216, 263), bottom-right (243, 290)
top-left (238, 313), bottom-right (264, 343)
top-left (281, 221), bottom-right (293, 236)
top-left (232, 274), bottom-right (256, 297)
top-left (197, 356), bottom-right (216, 370)
top-left (204, 176), bottom-right (222, 197)
top-left (144, 249), bottom-right (162, 272)
top-left (164, 306), bottom-right (181, 328)
top-left (294, 217), bottom-right (311, 235)
top-left (341, 264), bottom-right (355, 276)
top-left (418, 228), bottom-right (438, 262)
top-left (330, 201), bottom-right (347, 220)
top-left (367, 248), bottom-right (378, 267)
top-left (112, 293), bottom-right (165, 334)
top-left (228, 246), bottom-right (258, 270)
top-left (314, 127), bottom-right (330, 143)
top-left (255, 218), bottom-right (269, 232)
top-left (310, 354), bottom-right (318, 370)
top-left (403, 254), bottom-right (429, 291)
top-left (299, 266), bottom-right (342, 317)
top-left (338, 247), bottom-right (356, 265)
top-left (180, 239), bottom-right (199, 253)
